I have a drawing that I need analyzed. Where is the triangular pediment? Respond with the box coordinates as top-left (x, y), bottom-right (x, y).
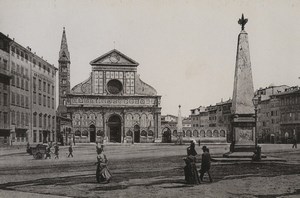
top-left (90, 49), bottom-right (139, 67)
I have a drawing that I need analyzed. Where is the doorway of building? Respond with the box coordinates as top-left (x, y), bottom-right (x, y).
top-left (162, 128), bottom-right (172, 143)
top-left (90, 125), bottom-right (96, 142)
top-left (108, 115), bottom-right (121, 143)
top-left (134, 125), bottom-right (140, 143)
top-left (43, 130), bottom-right (48, 143)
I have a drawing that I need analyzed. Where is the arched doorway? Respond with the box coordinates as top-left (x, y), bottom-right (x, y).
top-left (90, 125), bottom-right (96, 142)
top-left (162, 127), bottom-right (171, 143)
top-left (108, 115), bottom-right (121, 143)
top-left (134, 125), bottom-right (140, 143)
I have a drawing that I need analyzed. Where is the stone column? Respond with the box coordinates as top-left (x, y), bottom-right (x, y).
top-left (122, 110), bottom-right (125, 143)
top-left (102, 112), bottom-right (106, 142)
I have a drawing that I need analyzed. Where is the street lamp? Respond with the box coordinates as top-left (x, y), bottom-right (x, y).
top-left (252, 97), bottom-right (259, 147)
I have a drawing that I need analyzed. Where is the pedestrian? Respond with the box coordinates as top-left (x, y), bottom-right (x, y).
top-left (187, 141), bottom-right (197, 156)
top-left (54, 144), bottom-right (59, 159)
top-left (45, 146), bottom-right (52, 159)
top-left (199, 146), bottom-right (213, 182)
top-left (68, 144), bottom-right (73, 157)
top-left (26, 142), bottom-right (31, 154)
top-left (95, 145), bottom-right (112, 183)
top-left (184, 141), bottom-right (200, 184)
top-left (198, 139), bottom-right (201, 147)
top-left (292, 137), bottom-right (297, 149)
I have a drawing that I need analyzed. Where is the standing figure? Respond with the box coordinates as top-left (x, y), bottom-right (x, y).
top-left (45, 146), bottom-right (52, 159)
top-left (26, 142), bottom-right (31, 154)
top-left (184, 141), bottom-right (200, 184)
top-left (292, 137), bottom-right (297, 149)
top-left (199, 146), bottom-right (213, 182)
top-left (187, 141), bottom-right (197, 156)
top-left (54, 144), bottom-right (59, 159)
top-left (96, 145), bottom-right (112, 183)
top-left (68, 144), bottom-right (73, 157)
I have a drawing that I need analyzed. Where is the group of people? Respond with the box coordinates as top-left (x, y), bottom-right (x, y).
top-left (45, 144), bottom-right (62, 159)
top-left (44, 143), bottom-right (73, 160)
top-left (184, 141), bottom-right (212, 185)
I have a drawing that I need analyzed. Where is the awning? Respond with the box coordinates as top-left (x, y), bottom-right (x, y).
top-left (0, 129), bottom-right (10, 136)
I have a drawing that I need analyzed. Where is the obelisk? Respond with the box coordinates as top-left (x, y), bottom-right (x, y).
top-left (230, 14), bottom-right (256, 152)
top-left (177, 105), bottom-right (183, 145)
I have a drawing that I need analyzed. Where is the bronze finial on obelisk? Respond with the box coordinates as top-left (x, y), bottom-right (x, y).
top-left (238, 14), bottom-right (248, 31)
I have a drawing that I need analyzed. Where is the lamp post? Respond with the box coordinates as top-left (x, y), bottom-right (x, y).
top-left (252, 97), bottom-right (259, 148)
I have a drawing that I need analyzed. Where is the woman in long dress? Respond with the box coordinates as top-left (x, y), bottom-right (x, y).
top-left (184, 141), bottom-right (200, 184)
top-left (96, 146), bottom-right (112, 183)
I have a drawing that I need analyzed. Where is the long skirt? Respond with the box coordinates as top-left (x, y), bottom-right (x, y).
top-left (184, 163), bottom-right (200, 184)
top-left (96, 164), bottom-right (112, 183)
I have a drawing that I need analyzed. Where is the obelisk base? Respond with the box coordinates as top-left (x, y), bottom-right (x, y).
top-left (224, 115), bottom-right (257, 158)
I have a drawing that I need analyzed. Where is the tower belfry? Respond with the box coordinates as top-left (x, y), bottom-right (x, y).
top-left (57, 27), bottom-right (71, 115)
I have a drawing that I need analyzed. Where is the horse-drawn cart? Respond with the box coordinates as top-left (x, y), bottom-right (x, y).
top-left (29, 144), bottom-right (47, 159)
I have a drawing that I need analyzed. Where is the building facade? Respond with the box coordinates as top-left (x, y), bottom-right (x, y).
top-left (64, 48), bottom-right (161, 143)
top-left (160, 100), bottom-right (231, 144)
top-left (0, 32), bottom-right (57, 146)
top-left (255, 85), bottom-right (290, 143)
top-left (274, 87), bottom-right (300, 143)
top-left (0, 33), bottom-right (11, 145)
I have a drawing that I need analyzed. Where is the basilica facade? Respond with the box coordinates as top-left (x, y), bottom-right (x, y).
top-left (58, 30), bottom-right (161, 144)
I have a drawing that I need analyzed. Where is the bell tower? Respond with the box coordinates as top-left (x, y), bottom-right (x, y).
top-left (57, 27), bottom-right (71, 115)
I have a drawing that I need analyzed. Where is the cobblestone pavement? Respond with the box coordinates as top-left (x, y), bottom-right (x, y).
top-left (0, 144), bottom-right (299, 198)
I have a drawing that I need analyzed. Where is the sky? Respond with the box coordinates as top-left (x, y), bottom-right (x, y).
top-left (1, 0), bottom-right (300, 116)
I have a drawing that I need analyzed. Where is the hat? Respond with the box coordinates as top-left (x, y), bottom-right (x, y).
top-left (202, 146), bottom-right (207, 150)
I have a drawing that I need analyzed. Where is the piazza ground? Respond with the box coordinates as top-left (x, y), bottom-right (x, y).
top-left (0, 144), bottom-right (299, 198)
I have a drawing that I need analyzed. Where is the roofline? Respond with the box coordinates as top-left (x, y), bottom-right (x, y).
top-left (0, 32), bottom-right (57, 70)
top-left (89, 49), bottom-right (139, 66)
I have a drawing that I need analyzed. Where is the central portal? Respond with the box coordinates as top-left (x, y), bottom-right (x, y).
top-left (134, 125), bottom-right (140, 143)
top-left (108, 115), bottom-right (121, 143)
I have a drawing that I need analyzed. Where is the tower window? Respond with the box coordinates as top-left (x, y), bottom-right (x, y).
top-left (62, 67), bottom-right (67, 72)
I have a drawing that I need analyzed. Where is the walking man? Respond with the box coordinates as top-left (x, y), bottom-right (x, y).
top-left (68, 144), bottom-right (74, 157)
top-left (200, 146), bottom-right (213, 182)
top-left (54, 144), bottom-right (59, 159)
top-left (292, 137), bottom-right (297, 149)
top-left (45, 146), bottom-right (52, 159)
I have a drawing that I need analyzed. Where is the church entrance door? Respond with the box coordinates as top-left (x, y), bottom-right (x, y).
top-left (108, 115), bottom-right (121, 143)
top-left (134, 125), bottom-right (140, 143)
top-left (90, 125), bottom-right (96, 142)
